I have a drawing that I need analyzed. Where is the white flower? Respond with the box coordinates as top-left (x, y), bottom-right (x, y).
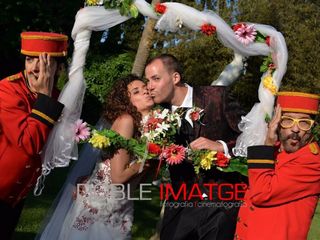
top-left (158, 108), bottom-right (169, 119)
top-left (156, 122), bottom-right (170, 134)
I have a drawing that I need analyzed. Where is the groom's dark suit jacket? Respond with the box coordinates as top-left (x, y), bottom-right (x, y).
top-left (161, 86), bottom-right (246, 240)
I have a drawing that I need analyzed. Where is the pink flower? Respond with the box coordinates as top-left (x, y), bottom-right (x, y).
top-left (161, 144), bottom-right (186, 165)
top-left (74, 119), bottom-right (90, 143)
top-left (234, 23), bottom-right (257, 45)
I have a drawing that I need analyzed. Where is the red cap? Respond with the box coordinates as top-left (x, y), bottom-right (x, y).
top-left (21, 31), bottom-right (68, 57)
top-left (277, 91), bottom-right (319, 115)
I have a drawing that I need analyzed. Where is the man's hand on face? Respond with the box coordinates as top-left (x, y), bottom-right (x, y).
top-left (29, 53), bottom-right (57, 97)
top-left (265, 104), bottom-right (282, 146)
top-left (189, 137), bottom-right (224, 152)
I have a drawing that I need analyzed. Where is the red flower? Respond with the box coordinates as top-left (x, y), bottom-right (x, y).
top-left (268, 63), bottom-right (276, 69)
top-left (232, 23), bottom-right (245, 32)
top-left (145, 117), bottom-right (162, 131)
top-left (201, 23), bottom-right (217, 36)
top-left (155, 3), bottom-right (166, 14)
top-left (148, 142), bottom-right (162, 155)
top-left (162, 144), bottom-right (186, 165)
top-left (190, 111), bottom-right (200, 121)
top-left (215, 152), bottom-right (230, 168)
top-left (265, 36), bottom-right (271, 46)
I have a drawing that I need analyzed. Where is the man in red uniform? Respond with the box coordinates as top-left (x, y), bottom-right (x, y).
top-left (235, 91), bottom-right (320, 240)
top-left (0, 31), bottom-right (67, 239)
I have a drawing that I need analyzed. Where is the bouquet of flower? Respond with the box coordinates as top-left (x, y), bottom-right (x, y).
top-left (141, 107), bottom-right (181, 145)
top-left (140, 107), bottom-right (237, 176)
top-left (137, 107), bottom-right (185, 178)
top-left (74, 106), bottom-right (247, 177)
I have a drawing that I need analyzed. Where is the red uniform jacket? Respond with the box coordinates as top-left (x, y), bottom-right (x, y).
top-left (235, 143), bottom-right (320, 240)
top-left (0, 72), bottom-right (64, 206)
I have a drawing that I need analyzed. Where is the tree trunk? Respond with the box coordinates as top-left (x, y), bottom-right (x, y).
top-left (131, 0), bottom-right (160, 77)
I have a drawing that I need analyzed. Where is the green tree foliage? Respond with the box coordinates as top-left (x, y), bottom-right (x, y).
top-left (81, 52), bottom-right (135, 124)
top-left (84, 52), bottom-right (135, 103)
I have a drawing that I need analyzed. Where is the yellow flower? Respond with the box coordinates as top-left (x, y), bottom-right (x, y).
top-left (89, 132), bottom-right (110, 149)
top-left (263, 75), bottom-right (277, 95)
top-left (200, 151), bottom-right (217, 171)
top-left (86, 0), bottom-right (99, 6)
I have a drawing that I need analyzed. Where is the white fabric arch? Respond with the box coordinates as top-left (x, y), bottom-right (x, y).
top-left (35, 0), bottom-right (288, 195)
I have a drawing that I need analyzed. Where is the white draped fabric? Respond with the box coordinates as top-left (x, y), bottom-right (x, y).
top-left (35, 0), bottom-right (288, 195)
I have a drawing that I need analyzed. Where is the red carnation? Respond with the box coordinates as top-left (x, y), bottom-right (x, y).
top-left (215, 152), bottom-right (230, 168)
top-left (155, 3), bottom-right (166, 14)
top-left (148, 142), bottom-right (162, 155)
top-left (265, 36), bottom-right (271, 46)
top-left (201, 23), bottom-right (217, 36)
top-left (232, 23), bottom-right (244, 32)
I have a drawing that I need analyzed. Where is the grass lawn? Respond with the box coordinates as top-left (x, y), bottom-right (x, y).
top-left (14, 166), bottom-right (319, 239)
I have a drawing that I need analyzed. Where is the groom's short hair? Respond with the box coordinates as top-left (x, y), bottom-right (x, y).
top-left (146, 54), bottom-right (184, 80)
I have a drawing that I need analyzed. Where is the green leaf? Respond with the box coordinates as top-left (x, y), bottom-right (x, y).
top-left (260, 64), bottom-right (268, 73)
top-left (255, 35), bottom-right (266, 43)
top-left (255, 31), bottom-right (266, 43)
top-left (260, 55), bottom-right (273, 73)
top-left (265, 113), bottom-right (271, 123)
top-left (194, 165), bottom-right (200, 175)
top-left (129, 4), bottom-right (139, 18)
top-left (221, 157), bottom-right (248, 176)
top-left (119, 6), bottom-right (125, 16)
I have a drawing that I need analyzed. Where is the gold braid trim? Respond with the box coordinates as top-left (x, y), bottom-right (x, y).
top-left (31, 109), bottom-right (55, 124)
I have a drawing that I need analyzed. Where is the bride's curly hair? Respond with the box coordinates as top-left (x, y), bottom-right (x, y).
top-left (103, 74), bottom-right (143, 137)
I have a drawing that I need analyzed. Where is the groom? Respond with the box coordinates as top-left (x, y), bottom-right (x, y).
top-left (145, 54), bottom-right (246, 240)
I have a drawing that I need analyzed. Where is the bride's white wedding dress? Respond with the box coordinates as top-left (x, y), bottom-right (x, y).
top-left (57, 158), bottom-right (140, 240)
top-left (36, 119), bottom-right (142, 240)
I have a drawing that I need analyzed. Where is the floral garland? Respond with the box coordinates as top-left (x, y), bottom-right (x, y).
top-left (75, 119), bottom-right (153, 160)
top-left (83, 0), bottom-right (279, 98)
top-left (74, 107), bottom-right (248, 177)
top-left (154, 6), bottom-right (278, 94)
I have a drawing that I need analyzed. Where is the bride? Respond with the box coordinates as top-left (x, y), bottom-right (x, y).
top-left (37, 74), bottom-right (154, 240)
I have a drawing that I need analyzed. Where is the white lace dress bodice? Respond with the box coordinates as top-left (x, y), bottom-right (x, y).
top-left (58, 160), bottom-right (136, 240)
